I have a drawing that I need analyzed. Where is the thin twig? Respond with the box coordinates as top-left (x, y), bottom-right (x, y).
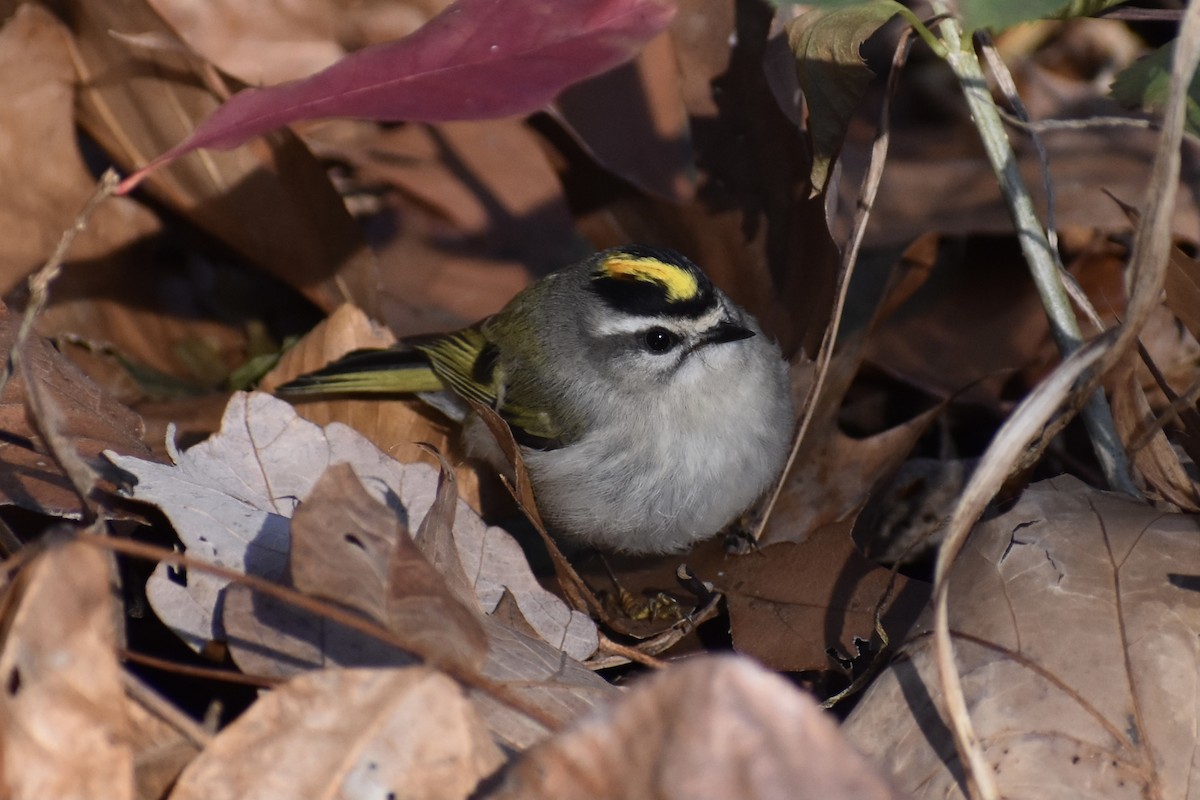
top-left (594, 634), bottom-right (668, 669)
top-left (1, 170), bottom-right (119, 398)
top-left (121, 648), bottom-right (280, 689)
top-left (998, 111), bottom-right (1156, 133)
top-left (0, 171), bottom-right (121, 520)
top-left (121, 671), bottom-right (215, 748)
top-left (755, 29), bottom-right (916, 541)
top-left (978, 31), bottom-right (1061, 254)
top-left (934, 336), bottom-right (1113, 800)
top-left (77, 533), bottom-right (564, 733)
top-left (978, 34), bottom-right (1113, 334)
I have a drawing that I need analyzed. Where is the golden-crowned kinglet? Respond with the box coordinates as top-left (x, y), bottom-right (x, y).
top-left (277, 246), bottom-right (794, 554)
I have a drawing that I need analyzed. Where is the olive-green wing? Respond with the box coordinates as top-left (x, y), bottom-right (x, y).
top-left (276, 327), bottom-right (562, 446)
top-left (418, 329), bottom-right (561, 445)
top-left (414, 328), bottom-right (500, 407)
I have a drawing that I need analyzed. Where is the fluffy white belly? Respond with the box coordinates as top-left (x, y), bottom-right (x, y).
top-left (523, 358), bottom-right (791, 554)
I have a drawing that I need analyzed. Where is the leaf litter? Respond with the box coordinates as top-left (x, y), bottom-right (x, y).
top-left (845, 477), bottom-right (1200, 799)
top-left (2, 0), bottom-right (1200, 797)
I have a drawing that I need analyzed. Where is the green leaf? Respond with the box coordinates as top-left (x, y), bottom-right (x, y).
top-left (960, 0), bottom-right (1124, 35)
top-left (1111, 40), bottom-right (1200, 138)
top-left (787, 1), bottom-right (903, 195)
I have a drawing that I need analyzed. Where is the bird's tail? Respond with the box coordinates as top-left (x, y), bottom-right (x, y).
top-left (274, 347), bottom-right (446, 396)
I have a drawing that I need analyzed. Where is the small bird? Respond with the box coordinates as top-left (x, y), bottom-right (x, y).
top-left (277, 246), bottom-right (793, 555)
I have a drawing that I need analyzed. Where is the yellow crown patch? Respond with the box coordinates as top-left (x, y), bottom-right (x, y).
top-left (599, 254), bottom-right (699, 303)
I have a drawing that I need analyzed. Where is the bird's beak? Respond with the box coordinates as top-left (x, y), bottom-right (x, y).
top-left (704, 320), bottom-right (755, 346)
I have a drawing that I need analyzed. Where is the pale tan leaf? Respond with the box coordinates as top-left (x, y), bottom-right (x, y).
top-left (221, 586), bottom-right (614, 750)
top-left (845, 476), bottom-right (1200, 798)
top-left (149, 0), bottom-right (345, 85)
top-left (412, 447), bottom-right (480, 611)
top-left (123, 679), bottom-right (205, 800)
top-left (0, 534), bottom-right (133, 800)
top-left (492, 655), bottom-right (904, 800)
top-left (0, 4), bottom-right (160, 296)
top-left (261, 302), bottom-right (485, 509)
top-left (168, 667), bottom-right (504, 800)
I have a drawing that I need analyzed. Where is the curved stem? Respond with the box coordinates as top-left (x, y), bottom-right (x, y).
top-left (927, 6), bottom-right (1136, 495)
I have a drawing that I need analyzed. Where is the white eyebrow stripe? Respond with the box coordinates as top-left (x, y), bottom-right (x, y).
top-left (592, 316), bottom-right (661, 336)
top-left (591, 305), bottom-right (725, 337)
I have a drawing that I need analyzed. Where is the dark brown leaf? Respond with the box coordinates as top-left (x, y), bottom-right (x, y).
top-left (58, 0), bottom-right (380, 315)
top-left (688, 521), bottom-right (928, 672)
top-left (0, 310), bottom-right (151, 518)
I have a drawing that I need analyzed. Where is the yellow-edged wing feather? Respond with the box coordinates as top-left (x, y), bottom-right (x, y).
top-left (273, 347), bottom-right (445, 395)
top-left (419, 329), bottom-right (561, 444)
top-left (277, 326), bottom-right (562, 446)
top-left (414, 328), bottom-right (499, 408)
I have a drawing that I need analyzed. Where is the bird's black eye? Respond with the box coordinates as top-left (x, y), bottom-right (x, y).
top-left (642, 326), bottom-right (678, 354)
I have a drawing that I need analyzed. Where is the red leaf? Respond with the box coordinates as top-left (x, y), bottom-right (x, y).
top-left (122, 0), bottom-right (675, 190)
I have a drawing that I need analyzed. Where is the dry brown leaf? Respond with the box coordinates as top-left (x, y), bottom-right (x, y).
top-left (0, 532), bottom-right (133, 800)
top-left (490, 587), bottom-right (544, 641)
top-left (412, 446), bottom-right (481, 610)
top-left (150, 0), bottom-right (446, 84)
top-left (492, 655), bottom-right (905, 800)
top-left (1164, 243), bottom-right (1200, 340)
top-left (0, 4), bottom-right (159, 295)
top-left (330, 118), bottom-right (581, 277)
top-left (555, 31), bottom-right (694, 202)
top-left (310, 115), bottom-right (580, 338)
top-left (863, 235), bottom-right (1074, 410)
top-left (290, 462), bottom-right (490, 672)
top-left (167, 667), bottom-right (504, 800)
top-left (222, 588), bottom-right (613, 750)
top-left (688, 521), bottom-right (928, 672)
top-left (0, 311), bottom-right (151, 518)
top-left (569, 0), bottom-right (839, 356)
top-left (261, 302), bottom-right (486, 508)
top-left (762, 344), bottom-right (941, 547)
top-left (149, 0), bottom-right (345, 85)
top-left (1110, 357), bottom-right (1200, 510)
top-left (0, 5), bottom-right (328, 398)
top-left (58, 0), bottom-right (379, 315)
top-left (844, 476), bottom-right (1200, 798)
top-left (111, 391), bottom-right (596, 669)
top-left (836, 78), bottom-right (1200, 249)
top-left (123, 680), bottom-right (205, 800)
